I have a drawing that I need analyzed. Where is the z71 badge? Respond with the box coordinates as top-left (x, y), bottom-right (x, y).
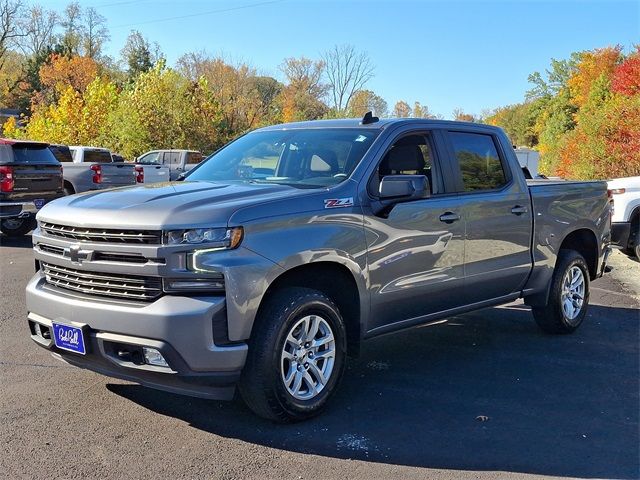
top-left (324, 197), bottom-right (354, 209)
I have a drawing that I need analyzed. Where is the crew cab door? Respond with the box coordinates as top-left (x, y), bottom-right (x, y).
top-left (363, 129), bottom-right (466, 333)
top-left (444, 129), bottom-right (533, 302)
top-left (136, 151), bottom-right (169, 184)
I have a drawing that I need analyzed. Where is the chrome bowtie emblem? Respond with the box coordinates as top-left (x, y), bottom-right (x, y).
top-left (64, 245), bottom-right (92, 263)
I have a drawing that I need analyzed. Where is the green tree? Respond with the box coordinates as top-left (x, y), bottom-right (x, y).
top-left (121, 30), bottom-right (154, 80)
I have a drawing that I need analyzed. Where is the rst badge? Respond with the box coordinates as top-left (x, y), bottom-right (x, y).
top-left (324, 197), bottom-right (354, 209)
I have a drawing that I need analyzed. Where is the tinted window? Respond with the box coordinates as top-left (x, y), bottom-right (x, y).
top-left (377, 134), bottom-right (437, 194)
top-left (450, 132), bottom-right (506, 191)
top-left (84, 150), bottom-right (112, 163)
top-left (12, 145), bottom-right (59, 164)
top-left (187, 152), bottom-right (203, 164)
top-left (187, 129), bottom-right (379, 188)
top-left (48, 145), bottom-right (73, 162)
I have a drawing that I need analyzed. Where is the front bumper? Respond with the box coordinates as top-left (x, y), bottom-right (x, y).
top-left (26, 272), bottom-right (248, 400)
top-left (0, 201), bottom-right (39, 219)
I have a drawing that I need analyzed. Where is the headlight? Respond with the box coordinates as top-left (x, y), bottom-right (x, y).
top-left (164, 227), bottom-right (243, 249)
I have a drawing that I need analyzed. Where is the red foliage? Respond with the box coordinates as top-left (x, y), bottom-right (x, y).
top-left (612, 48), bottom-right (640, 96)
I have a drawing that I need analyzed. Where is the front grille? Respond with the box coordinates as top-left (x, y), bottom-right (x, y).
top-left (39, 244), bottom-right (64, 256)
top-left (42, 262), bottom-right (162, 301)
top-left (93, 252), bottom-right (149, 264)
top-left (41, 222), bottom-right (161, 244)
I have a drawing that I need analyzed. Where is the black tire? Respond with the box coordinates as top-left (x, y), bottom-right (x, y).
top-left (64, 185), bottom-right (74, 196)
top-left (0, 217), bottom-right (35, 237)
top-left (532, 249), bottom-right (590, 334)
top-left (239, 287), bottom-right (347, 422)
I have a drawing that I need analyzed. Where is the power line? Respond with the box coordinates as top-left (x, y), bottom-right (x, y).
top-left (92, 0), bottom-right (152, 9)
top-left (111, 0), bottom-right (285, 29)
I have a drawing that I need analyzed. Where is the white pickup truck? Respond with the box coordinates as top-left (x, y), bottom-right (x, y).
top-left (49, 145), bottom-right (138, 195)
top-left (136, 149), bottom-right (203, 182)
top-left (608, 176), bottom-right (640, 258)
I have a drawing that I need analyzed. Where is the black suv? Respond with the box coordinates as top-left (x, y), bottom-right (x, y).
top-left (0, 139), bottom-right (64, 237)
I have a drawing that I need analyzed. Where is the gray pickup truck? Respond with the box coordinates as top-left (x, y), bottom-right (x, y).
top-left (26, 117), bottom-right (611, 422)
top-left (49, 145), bottom-right (137, 195)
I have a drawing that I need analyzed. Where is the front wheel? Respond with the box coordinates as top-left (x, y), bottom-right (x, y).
top-left (532, 249), bottom-right (590, 334)
top-left (239, 287), bottom-right (347, 422)
top-left (0, 217), bottom-right (36, 237)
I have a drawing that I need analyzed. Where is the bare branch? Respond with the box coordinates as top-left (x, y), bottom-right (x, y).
top-left (323, 44), bottom-right (374, 113)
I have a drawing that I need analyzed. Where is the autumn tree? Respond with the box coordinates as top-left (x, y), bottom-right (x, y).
top-left (413, 101), bottom-right (438, 119)
top-left (278, 56), bottom-right (327, 122)
top-left (612, 46), bottom-right (640, 96)
top-left (452, 108), bottom-right (476, 122)
top-left (323, 44), bottom-right (374, 114)
top-left (566, 46), bottom-right (622, 107)
top-left (39, 54), bottom-right (99, 97)
top-left (347, 89), bottom-right (387, 118)
top-left (108, 62), bottom-right (223, 158)
top-left (392, 100), bottom-right (410, 117)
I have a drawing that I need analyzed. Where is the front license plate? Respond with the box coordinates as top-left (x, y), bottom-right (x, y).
top-left (33, 198), bottom-right (45, 209)
top-left (52, 322), bottom-right (86, 355)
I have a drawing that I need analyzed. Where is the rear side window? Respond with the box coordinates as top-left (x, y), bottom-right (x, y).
top-left (12, 145), bottom-right (59, 164)
top-left (84, 150), bottom-right (112, 163)
top-left (164, 152), bottom-right (181, 166)
top-left (450, 132), bottom-right (507, 191)
top-left (49, 146), bottom-right (73, 162)
top-left (187, 152), bottom-right (203, 164)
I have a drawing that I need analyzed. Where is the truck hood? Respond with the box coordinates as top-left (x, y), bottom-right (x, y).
top-left (37, 181), bottom-right (310, 229)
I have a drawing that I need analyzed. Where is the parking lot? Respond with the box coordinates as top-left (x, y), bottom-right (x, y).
top-left (1, 235), bottom-right (638, 480)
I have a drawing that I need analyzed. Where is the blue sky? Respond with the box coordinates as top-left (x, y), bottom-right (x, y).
top-left (45, 0), bottom-right (639, 118)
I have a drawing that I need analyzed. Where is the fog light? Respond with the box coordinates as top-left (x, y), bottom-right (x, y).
top-left (142, 347), bottom-right (169, 367)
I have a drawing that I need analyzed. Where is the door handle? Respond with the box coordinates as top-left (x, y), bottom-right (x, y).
top-left (511, 205), bottom-right (528, 215)
top-left (439, 212), bottom-right (460, 223)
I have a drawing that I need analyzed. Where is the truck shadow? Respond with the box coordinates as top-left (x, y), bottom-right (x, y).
top-left (0, 233), bottom-right (33, 249)
top-left (108, 303), bottom-right (640, 479)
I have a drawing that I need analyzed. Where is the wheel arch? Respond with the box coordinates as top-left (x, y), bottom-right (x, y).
top-left (255, 261), bottom-right (365, 356)
top-left (63, 179), bottom-right (75, 194)
top-left (558, 228), bottom-right (599, 279)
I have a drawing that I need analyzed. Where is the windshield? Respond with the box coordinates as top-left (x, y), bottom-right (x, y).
top-left (186, 128), bottom-right (380, 187)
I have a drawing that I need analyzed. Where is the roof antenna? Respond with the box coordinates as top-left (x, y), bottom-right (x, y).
top-left (360, 111), bottom-right (379, 125)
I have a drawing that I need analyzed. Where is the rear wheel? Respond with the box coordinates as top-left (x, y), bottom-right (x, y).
top-left (532, 249), bottom-right (590, 334)
top-left (239, 287), bottom-right (347, 422)
top-left (0, 217), bottom-right (35, 237)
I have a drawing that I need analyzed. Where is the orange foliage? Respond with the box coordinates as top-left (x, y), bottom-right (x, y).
top-left (567, 46), bottom-right (622, 106)
top-left (39, 54), bottom-right (100, 94)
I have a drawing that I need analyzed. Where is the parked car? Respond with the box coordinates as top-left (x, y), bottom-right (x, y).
top-left (27, 116), bottom-right (611, 422)
top-left (49, 145), bottom-right (138, 195)
top-left (608, 176), bottom-right (640, 258)
top-left (136, 149), bottom-right (203, 181)
top-left (0, 139), bottom-right (63, 237)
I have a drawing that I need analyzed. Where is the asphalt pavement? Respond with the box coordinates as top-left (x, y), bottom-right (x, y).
top-left (1, 234), bottom-right (638, 480)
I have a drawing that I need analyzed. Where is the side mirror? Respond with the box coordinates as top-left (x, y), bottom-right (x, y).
top-left (379, 175), bottom-right (430, 201)
top-left (373, 175), bottom-right (430, 217)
